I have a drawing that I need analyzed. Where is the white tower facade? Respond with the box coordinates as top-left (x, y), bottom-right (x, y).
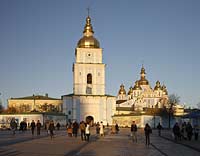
top-left (62, 15), bottom-right (116, 124)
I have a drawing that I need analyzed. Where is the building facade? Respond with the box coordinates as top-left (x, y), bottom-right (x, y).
top-left (116, 66), bottom-right (169, 112)
top-left (62, 15), bottom-right (116, 124)
top-left (8, 94), bottom-right (62, 113)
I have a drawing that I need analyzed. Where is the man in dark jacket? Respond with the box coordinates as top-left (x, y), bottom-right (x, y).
top-left (131, 121), bottom-right (138, 142)
top-left (30, 120), bottom-right (36, 136)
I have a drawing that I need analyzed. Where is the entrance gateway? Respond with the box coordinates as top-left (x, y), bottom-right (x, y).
top-left (86, 116), bottom-right (94, 124)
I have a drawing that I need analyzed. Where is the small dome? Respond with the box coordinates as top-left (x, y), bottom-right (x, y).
top-left (118, 84), bottom-right (126, 95)
top-left (133, 81), bottom-right (142, 90)
top-left (162, 85), bottom-right (168, 95)
top-left (128, 87), bottom-right (133, 95)
top-left (154, 81), bottom-right (162, 90)
top-left (138, 66), bottom-right (149, 85)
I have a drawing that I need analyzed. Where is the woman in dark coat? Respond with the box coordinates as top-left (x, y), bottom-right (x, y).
top-left (144, 123), bottom-right (152, 146)
top-left (48, 120), bottom-right (55, 139)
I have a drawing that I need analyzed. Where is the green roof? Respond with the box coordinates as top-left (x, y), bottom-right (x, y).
top-left (10, 95), bottom-right (61, 100)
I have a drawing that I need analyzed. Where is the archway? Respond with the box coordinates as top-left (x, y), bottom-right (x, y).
top-left (86, 116), bottom-right (94, 124)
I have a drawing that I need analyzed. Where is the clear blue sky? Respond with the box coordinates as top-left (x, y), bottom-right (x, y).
top-left (0, 0), bottom-right (200, 108)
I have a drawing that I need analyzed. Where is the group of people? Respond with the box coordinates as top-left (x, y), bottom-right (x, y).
top-left (131, 121), bottom-right (152, 146)
top-left (66, 121), bottom-right (91, 141)
top-left (173, 122), bottom-right (199, 141)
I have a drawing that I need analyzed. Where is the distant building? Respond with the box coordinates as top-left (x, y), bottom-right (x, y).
top-left (8, 94), bottom-right (62, 113)
top-left (113, 66), bottom-right (169, 127)
top-left (0, 94), bottom-right (66, 129)
top-left (116, 66), bottom-right (168, 112)
top-left (62, 15), bottom-right (116, 124)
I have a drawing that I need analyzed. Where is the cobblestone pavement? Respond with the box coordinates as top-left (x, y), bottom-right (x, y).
top-left (0, 128), bottom-right (200, 156)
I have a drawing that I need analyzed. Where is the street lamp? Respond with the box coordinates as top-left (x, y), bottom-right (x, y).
top-left (152, 105), bottom-right (155, 129)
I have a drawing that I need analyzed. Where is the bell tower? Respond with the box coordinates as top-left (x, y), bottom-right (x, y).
top-left (73, 15), bottom-right (105, 95)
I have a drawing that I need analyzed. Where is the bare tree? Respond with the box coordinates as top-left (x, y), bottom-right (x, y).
top-left (196, 102), bottom-right (200, 109)
top-left (168, 94), bottom-right (180, 105)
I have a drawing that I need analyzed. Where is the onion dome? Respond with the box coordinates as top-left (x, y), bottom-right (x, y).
top-left (77, 16), bottom-right (100, 48)
top-left (138, 66), bottom-right (149, 85)
top-left (118, 84), bottom-right (126, 95)
top-left (154, 81), bottom-right (162, 90)
top-left (133, 81), bottom-right (142, 90)
top-left (162, 85), bottom-right (168, 95)
top-left (128, 87), bottom-right (133, 95)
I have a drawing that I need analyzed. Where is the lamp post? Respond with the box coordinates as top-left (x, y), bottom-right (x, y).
top-left (152, 105), bottom-right (155, 128)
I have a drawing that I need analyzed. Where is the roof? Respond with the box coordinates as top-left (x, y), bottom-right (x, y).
top-left (183, 110), bottom-right (200, 118)
top-left (10, 95), bottom-right (61, 100)
top-left (62, 94), bottom-right (115, 98)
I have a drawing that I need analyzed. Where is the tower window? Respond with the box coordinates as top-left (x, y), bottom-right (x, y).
top-left (86, 86), bottom-right (92, 94)
top-left (87, 73), bottom-right (92, 84)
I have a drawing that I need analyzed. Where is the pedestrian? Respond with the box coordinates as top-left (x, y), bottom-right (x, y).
top-left (186, 122), bottom-right (193, 141)
top-left (10, 118), bottom-right (17, 135)
top-left (131, 121), bottom-right (137, 142)
top-left (72, 121), bottom-right (79, 137)
top-left (144, 123), bottom-right (152, 146)
top-left (56, 122), bottom-right (61, 130)
top-left (48, 120), bottom-right (55, 140)
top-left (96, 122), bottom-right (100, 134)
top-left (100, 121), bottom-right (104, 136)
top-left (193, 124), bottom-right (199, 141)
top-left (30, 120), bottom-right (36, 136)
top-left (157, 122), bottom-right (162, 136)
top-left (67, 123), bottom-right (73, 137)
top-left (36, 120), bottom-right (42, 136)
top-left (173, 122), bottom-right (180, 141)
top-left (111, 125), bottom-right (116, 134)
top-left (80, 121), bottom-right (86, 141)
top-left (85, 123), bottom-right (90, 142)
top-left (115, 123), bottom-right (119, 134)
top-left (181, 122), bottom-right (187, 140)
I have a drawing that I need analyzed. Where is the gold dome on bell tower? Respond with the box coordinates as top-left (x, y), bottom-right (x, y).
top-left (77, 15), bottom-right (100, 48)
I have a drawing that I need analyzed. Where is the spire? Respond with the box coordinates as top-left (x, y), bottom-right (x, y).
top-left (83, 8), bottom-right (94, 37)
top-left (138, 65), bottom-right (149, 85)
top-left (77, 9), bottom-right (100, 48)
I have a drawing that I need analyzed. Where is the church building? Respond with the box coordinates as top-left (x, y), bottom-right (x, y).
top-left (62, 15), bottom-right (116, 124)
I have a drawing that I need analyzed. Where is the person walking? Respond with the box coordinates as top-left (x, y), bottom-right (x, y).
top-left (96, 122), bottom-right (100, 134)
top-left (48, 120), bottom-right (55, 140)
top-left (100, 121), bottom-right (104, 137)
top-left (85, 123), bottom-right (90, 142)
top-left (10, 118), bottom-right (17, 135)
top-left (144, 123), bottom-right (152, 146)
top-left (30, 120), bottom-right (36, 136)
top-left (115, 123), bottom-right (119, 134)
top-left (173, 122), bottom-right (180, 141)
top-left (56, 122), bottom-right (61, 130)
top-left (131, 121), bottom-right (137, 142)
top-left (36, 120), bottom-right (42, 136)
top-left (186, 122), bottom-right (193, 141)
top-left (157, 122), bottom-right (162, 136)
top-left (72, 121), bottom-right (79, 137)
top-left (80, 121), bottom-right (86, 141)
top-left (194, 124), bottom-right (199, 141)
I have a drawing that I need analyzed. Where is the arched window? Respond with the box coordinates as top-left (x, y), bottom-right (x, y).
top-left (87, 73), bottom-right (92, 84)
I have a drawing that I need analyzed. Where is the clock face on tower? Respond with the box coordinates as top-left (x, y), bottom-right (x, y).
top-left (87, 53), bottom-right (91, 57)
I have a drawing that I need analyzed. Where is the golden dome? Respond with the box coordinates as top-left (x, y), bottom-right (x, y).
top-left (138, 66), bottom-right (149, 85)
top-left (154, 81), bottom-right (162, 90)
top-left (77, 16), bottom-right (100, 48)
top-left (138, 78), bottom-right (149, 85)
top-left (133, 81), bottom-right (142, 90)
top-left (118, 84), bottom-right (126, 95)
top-left (77, 36), bottom-right (100, 48)
top-left (162, 85), bottom-right (168, 95)
top-left (128, 87), bottom-right (133, 95)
